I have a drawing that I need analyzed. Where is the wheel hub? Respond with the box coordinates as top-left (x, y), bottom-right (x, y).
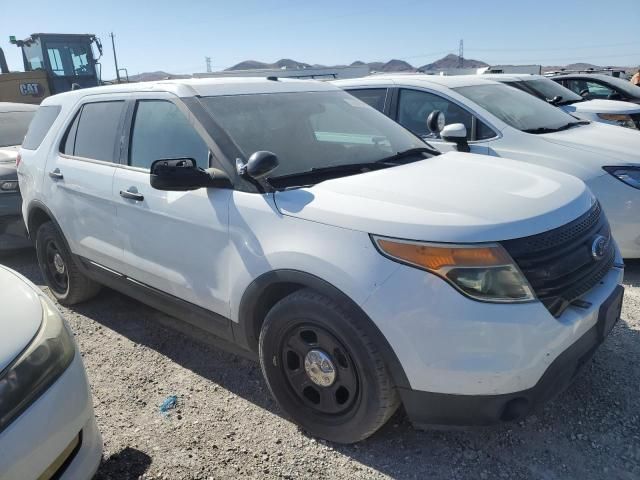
top-left (53, 253), bottom-right (65, 274)
top-left (304, 349), bottom-right (336, 387)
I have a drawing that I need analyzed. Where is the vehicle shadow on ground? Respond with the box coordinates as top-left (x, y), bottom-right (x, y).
top-left (2, 250), bottom-right (639, 479)
top-left (623, 259), bottom-right (640, 287)
top-left (94, 447), bottom-right (152, 480)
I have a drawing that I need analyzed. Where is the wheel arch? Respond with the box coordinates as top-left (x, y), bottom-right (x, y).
top-left (235, 269), bottom-right (410, 389)
top-left (26, 201), bottom-right (71, 252)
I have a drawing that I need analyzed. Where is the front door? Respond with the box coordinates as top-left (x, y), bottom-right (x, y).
top-left (394, 88), bottom-right (494, 155)
top-left (113, 96), bottom-right (232, 317)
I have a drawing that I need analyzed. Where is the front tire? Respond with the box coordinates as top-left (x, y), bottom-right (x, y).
top-left (259, 289), bottom-right (399, 444)
top-left (35, 221), bottom-right (101, 305)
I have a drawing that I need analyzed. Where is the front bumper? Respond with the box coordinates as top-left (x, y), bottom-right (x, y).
top-left (361, 246), bottom-right (624, 427)
top-left (400, 284), bottom-right (624, 427)
top-left (0, 352), bottom-right (102, 480)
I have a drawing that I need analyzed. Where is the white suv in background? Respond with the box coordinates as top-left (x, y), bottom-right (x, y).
top-left (480, 74), bottom-right (640, 129)
top-left (18, 78), bottom-right (624, 443)
top-left (334, 75), bottom-right (640, 258)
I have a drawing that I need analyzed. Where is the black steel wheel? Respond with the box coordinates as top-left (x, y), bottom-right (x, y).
top-left (259, 288), bottom-right (399, 444)
top-left (35, 221), bottom-right (101, 305)
top-left (281, 324), bottom-right (359, 415)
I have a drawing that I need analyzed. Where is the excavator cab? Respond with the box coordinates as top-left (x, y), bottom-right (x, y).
top-left (0, 33), bottom-right (102, 104)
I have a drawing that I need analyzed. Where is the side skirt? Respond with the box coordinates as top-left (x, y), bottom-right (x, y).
top-left (74, 255), bottom-right (235, 344)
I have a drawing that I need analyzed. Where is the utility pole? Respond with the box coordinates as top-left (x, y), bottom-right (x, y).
top-left (110, 32), bottom-right (121, 83)
top-left (458, 39), bottom-right (464, 68)
top-left (205, 56), bottom-right (212, 73)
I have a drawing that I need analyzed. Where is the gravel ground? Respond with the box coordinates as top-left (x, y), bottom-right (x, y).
top-left (2, 250), bottom-right (639, 480)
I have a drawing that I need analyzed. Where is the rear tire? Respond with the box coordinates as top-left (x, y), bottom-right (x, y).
top-left (35, 221), bottom-right (101, 305)
top-left (259, 288), bottom-right (399, 444)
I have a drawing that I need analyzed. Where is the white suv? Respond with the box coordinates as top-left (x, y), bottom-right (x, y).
top-left (18, 78), bottom-right (624, 443)
top-left (334, 75), bottom-right (640, 258)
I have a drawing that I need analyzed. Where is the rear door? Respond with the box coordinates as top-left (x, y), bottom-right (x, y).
top-left (112, 93), bottom-right (232, 316)
top-left (393, 88), bottom-right (495, 154)
top-left (42, 96), bottom-right (127, 270)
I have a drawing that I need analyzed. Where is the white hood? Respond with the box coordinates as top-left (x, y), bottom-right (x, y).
top-left (564, 99), bottom-right (640, 115)
top-left (0, 266), bottom-right (43, 372)
top-left (275, 152), bottom-right (594, 243)
top-left (540, 122), bottom-right (640, 165)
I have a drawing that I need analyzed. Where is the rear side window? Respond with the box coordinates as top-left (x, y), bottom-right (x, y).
top-left (347, 89), bottom-right (388, 113)
top-left (22, 106), bottom-right (61, 150)
top-left (67, 101), bottom-right (125, 162)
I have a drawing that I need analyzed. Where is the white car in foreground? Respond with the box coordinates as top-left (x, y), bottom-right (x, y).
top-left (480, 74), bottom-right (640, 129)
top-left (0, 265), bottom-right (101, 479)
top-left (335, 75), bottom-right (640, 258)
top-left (17, 78), bottom-right (624, 443)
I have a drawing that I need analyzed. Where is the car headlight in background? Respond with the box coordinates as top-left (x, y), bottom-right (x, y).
top-left (372, 236), bottom-right (535, 302)
top-left (0, 297), bottom-right (75, 433)
top-left (597, 113), bottom-right (638, 129)
top-left (603, 166), bottom-right (640, 189)
top-left (0, 180), bottom-right (19, 192)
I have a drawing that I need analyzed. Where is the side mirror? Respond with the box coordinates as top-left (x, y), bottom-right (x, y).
top-left (150, 158), bottom-right (232, 191)
top-left (440, 123), bottom-right (470, 153)
top-left (607, 92), bottom-right (622, 100)
top-left (548, 95), bottom-right (563, 105)
top-left (245, 151), bottom-right (279, 179)
top-left (426, 110), bottom-right (446, 135)
top-left (579, 89), bottom-right (590, 98)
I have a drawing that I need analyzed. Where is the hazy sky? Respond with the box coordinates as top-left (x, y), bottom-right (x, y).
top-left (2, 0), bottom-right (638, 79)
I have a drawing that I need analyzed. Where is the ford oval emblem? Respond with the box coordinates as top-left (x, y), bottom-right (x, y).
top-left (591, 235), bottom-right (608, 261)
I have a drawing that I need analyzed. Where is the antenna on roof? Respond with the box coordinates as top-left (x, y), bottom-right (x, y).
top-left (266, 76), bottom-right (278, 81)
top-left (458, 39), bottom-right (464, 68)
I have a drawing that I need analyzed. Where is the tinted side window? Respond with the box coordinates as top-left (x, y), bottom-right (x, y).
top-left (74, 101), bottom-right (125, 162)
top-left (22, 106), bottom-right (61, 150)
top-left (476, 120), bottom-right (497, 140)
top-left (129, 100), bottom-right (208, 170)
top-left (61, 111), bottom-right (80, 155)
top-left (347, 89), bottom-right (387, 113)
top-left (565, 79), bottom-right (614, 99)
top-left (397, 89), bottom-right (473, 140)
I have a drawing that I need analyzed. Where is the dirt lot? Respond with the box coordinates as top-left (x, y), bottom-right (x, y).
top-left (2, 250), bottom-right (639, 480)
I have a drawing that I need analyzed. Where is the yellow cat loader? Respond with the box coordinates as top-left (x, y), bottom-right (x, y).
top-left (0, 33), bottom-right (102, 104)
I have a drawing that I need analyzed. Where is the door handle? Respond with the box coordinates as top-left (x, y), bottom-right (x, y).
top-left (48, 169), bottom-right (63, 180)
top-left (119, 189), bottom-right (144, 201)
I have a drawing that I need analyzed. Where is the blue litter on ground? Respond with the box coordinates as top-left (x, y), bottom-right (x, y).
top-left (160, 395), bottom-right (178, 415)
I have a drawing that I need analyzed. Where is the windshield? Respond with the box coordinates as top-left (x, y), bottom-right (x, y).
top-left (514, 78), bottom-right (582, 103)
top-left (200, 90), bottom-right (427, 178)
top-left (0, 111), bottom-right (36, 148)
top-left (454, 84), bottom-right (579, 132)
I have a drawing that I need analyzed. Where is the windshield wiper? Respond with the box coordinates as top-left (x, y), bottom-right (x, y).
top-left (375, 147), bottom-right (435, 163)
top-left (522, 121), bottom-right (589, 134)
top-left (268, 148), bottom-right (432, 188)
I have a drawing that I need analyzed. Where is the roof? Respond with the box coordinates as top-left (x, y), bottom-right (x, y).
top-left (0, 102), bottom-right (39, 113)
top-left (479, 73), bottom-right (546, 82)
top-left (41, 77), bottom-right (339, 105)
top-left (548, 73), bottom-right (619, 81)
top-left (333, 74), bottom-right (503, 89)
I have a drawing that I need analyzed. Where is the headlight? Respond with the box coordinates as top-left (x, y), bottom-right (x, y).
top-left (0, 297), bottom-right (75, 433)
top-left (372, 236), bottom-right (535, 303)
top-left (603, 166), bottom-right (640, 189)
top-left (0, 180), bottom-right (19, 192)
top-left (597, 113), bottom-right (637, 129)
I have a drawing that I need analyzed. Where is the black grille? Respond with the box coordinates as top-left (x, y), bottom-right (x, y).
top-left (501, 202), bottom-right (614, 317)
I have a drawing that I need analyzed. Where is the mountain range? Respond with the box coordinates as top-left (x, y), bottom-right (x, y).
top-left (119, 55), bottom-right (633, 82)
